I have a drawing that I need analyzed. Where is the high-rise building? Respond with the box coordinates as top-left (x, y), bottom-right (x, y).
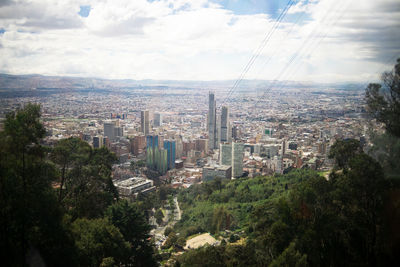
top-left (220, 106), bottom-right (230, 143)
top-left (145, 135), bottom-right (169, 174)
top-left (114, 126), bottom-right (123, 138)
top-left (220, 143), bottom-right (232, 166)
top-left (104, 121), bottom-right (115, 141)
top-left (208, 92), bottom-right (217, 150)
top-left (103, 137), bottom-right (110, 149)
top-left (153, 113), bottom-right (162, 127)
top-left (155, 148), bottom-right (168, 174)
top-left (175, 136), bottom-right (183, 158)
top-left (195, 138), bottom-right (208, 153)
top-left (146, 135), bottom-right (159, 150)
top-left (146, 135), bottom-right (159, 169)
top-left (232, 125), bottom-right (238, 140)
top-left (232, 142), bottom-right (244, 178)
top-left (130, 135), bottom-right (146, 156)
top-left (281, 139), bottom-right (286, 156)
top-left (141, 110), bottom-right (149, 135)
top-left (93, 135), bottom-right (103, 148)
top-left (164, 140), bottom-right (176, 170)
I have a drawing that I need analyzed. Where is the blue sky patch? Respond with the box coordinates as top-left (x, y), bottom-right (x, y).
top-left (213, 0), bottom-right (289, 18)
top-left (78, 5), bottom-right (91, 18)
top-left (0, 28), bottom-right (5, 34)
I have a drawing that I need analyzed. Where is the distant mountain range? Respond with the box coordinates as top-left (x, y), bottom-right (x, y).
top-left (0, 73), bottom-right (365, 91)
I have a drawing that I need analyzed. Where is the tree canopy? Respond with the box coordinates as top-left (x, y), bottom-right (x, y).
top-left (366, 58), bottom-right (400, 137)
top-left (0, 104), bottom-right (157, 266)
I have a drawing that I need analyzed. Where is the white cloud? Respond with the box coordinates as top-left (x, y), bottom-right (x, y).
top-left (0, 0), bottom-right (399, 82)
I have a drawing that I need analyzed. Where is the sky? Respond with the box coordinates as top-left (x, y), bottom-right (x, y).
top-left (0, 0), bottom-right (399, 83)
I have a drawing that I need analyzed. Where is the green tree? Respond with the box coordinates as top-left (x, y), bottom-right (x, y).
top-left (328, 139), bottom-right (361, 170)
top-left (71, 218), bottom-right (130, 267)
top-left (331, 153), bottom-right (387, 266)
top-left (106, 200), bottom-right (157, 266)
top-left (175, 245), bottom-right (225, 267)
top-left (211, 206), bottom-right (233, 234)
top-left (162, 232), bottom-right (178, 249)
top-left (155, 208), bottom-right (164, 225)
top-left (270, 241), bottom-right (307, 267)
top-left (367, 132), bottom-right (400, 179)
top-left (51, 137), bottom-right (91, 202)
top-left (0, 104), bottom-right (77, 266)
top-left (365, 58), bottom-right (400, 138)
top-left (51, 138), bottom-right (118, 219)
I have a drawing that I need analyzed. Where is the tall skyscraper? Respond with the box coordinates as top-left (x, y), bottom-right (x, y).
top-left (141, 110), bottom-right (149, 135)
top-left (164, 140), bottom-right (176, 170)
top-left (220, 106), bottom-right (230, 143)
top-left (208, 92), bottom-right (217, 150)
top-left (220, 143), bottom-right (232, 166)
top-left (146, 135), bottom-right (159, 169)
top-left (153, 113), bottom-right (162, 127)
top-left (232, 125), bottom-right (238, 140)
top-left (114, 126), bottom-right (123, 138)
top-left (232, 142), bottom-right (244, 178)
top-left (104, 121), bottom-right (115, 141)
top-left (130, 135), bottom-right (146, 156)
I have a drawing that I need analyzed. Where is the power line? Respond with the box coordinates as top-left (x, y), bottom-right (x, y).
top-left (253, 0), bottom-right (347, 107)
top-left (222, 0), bottom-right (297, 104)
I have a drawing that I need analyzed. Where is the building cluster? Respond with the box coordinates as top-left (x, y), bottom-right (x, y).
top-left (0, 84), bottom-right (370, 195)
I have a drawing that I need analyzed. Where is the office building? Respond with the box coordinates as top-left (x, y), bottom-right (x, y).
top-left (232, 142), bottom-right (244, 178)
top-left (146, 135), bottom-right (159, 169)
top-left (202, 165), bottom-right (232, 182)
top-left (232, 125), bottom-right (238, 140)
top-left (130, 135), bottom-right (146, 156)
top-left (164, 140), bottom-right (176, 170)
top-left (153, 113), bottom-right (162, 127)
top-left (103, 137), bottom-right (110, 148)
top-left (220, 143), bottom-right (232, 166)
top-left (93, 135), bottom-right (103, 148)
top-left (104, 121), bottom-right (115, 141)
top-left (195, 138), bottom-right (208, 153)
top-left (155, 148), bottom-right (168, 174)
top-left (114, 126), bottom-right (123, 138)
top-left (208, 92), bottom-right (217, 150)
top-left (141, 110), bottom-right (149, 135)
top-left (220, 106), bottom-right (230, 143)
top-left (114, 177), bottom-right (155, 198)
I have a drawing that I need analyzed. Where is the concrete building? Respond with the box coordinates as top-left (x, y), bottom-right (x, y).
top-left (195, 138), bottom-right (208, 153)
top-left (232, 142), bottom-right (244, 178)
top-left (93, 135), bottom-right (103, 148)
top-left (114, 177), bottom-right (155, 198)
top-left (220, 143), bottom-right (232, 166)
top-left (202, 165), bottom-right (232, 181)
top-left (114, 126), bottom-right (123, 138)
top-left (208, 92), bottom-right (217, 150)
top-left (220, 106), bottom-right (230, 143)
top-left (232, 125), bottom-right (238, 140)
top-left (104, 121), bottom-right (115, 141)
top-left (130, 135), bottom-right (146, 156)
top-left (153, 113), bottom-right (162, 127)
top-left (141, 110), bottom-right (149, 135)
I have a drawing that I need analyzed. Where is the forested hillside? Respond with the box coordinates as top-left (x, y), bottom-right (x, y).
top-left (0, 104), bottom-right (157, 266)
top-left (169, 140), bottom-right (400, 266)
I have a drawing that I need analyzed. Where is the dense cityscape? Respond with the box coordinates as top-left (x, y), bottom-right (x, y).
top-left (0, 80), bottom-right (368, 189)
top-left (1, 0), bottom-right (399, 266)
